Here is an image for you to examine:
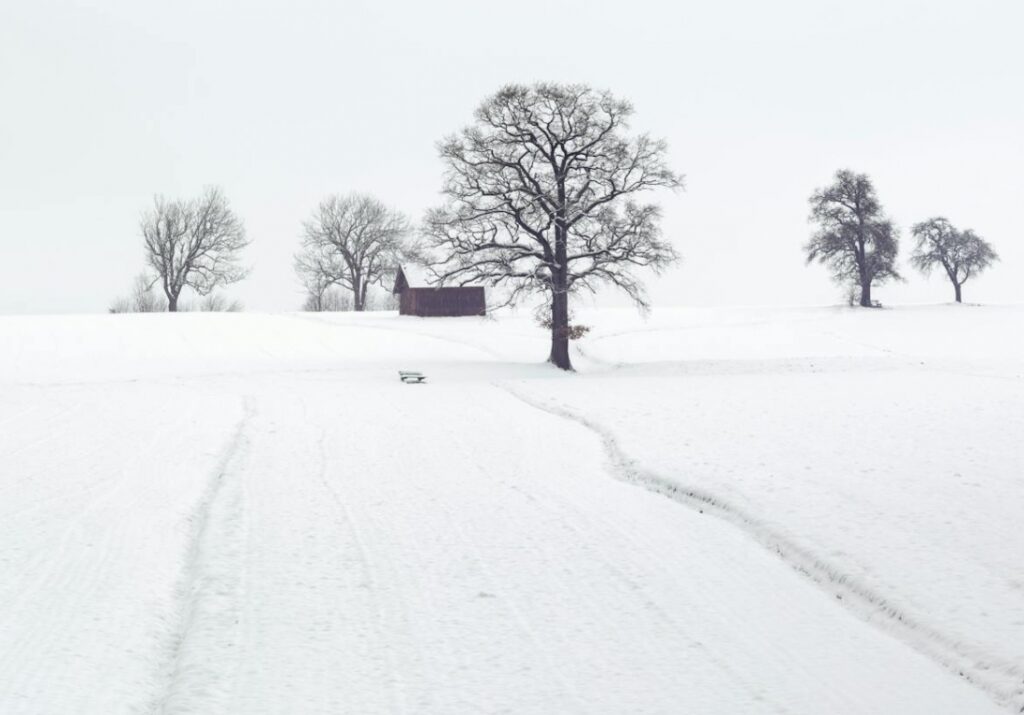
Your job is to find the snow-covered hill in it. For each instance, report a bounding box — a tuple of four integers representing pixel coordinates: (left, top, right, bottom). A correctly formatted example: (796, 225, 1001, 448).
(1, 305, 1020, 713)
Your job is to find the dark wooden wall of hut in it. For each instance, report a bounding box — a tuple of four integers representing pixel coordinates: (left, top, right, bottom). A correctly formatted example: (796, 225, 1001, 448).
(399, 287, 485, 317)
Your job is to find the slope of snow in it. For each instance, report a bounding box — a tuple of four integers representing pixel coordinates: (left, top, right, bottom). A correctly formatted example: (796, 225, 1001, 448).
(0, 306, 1018, 713)
(511, 304, 1024, 709)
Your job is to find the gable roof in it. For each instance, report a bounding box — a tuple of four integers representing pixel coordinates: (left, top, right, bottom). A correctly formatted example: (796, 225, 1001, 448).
(399, 264, 432, 288)
(393, 265, 487, 294)
(393, 264, 435, 294)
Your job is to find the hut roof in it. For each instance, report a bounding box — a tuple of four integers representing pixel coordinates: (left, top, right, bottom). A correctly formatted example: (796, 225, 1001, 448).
(401, 264, 432, 287)
(395, 264, 435, 292)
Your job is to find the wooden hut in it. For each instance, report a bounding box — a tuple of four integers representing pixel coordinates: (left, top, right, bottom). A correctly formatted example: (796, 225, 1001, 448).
(392, 265, 486, 317)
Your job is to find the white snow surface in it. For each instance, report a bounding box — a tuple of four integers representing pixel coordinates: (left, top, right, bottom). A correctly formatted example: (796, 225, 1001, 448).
(1, 305, 1020, 714)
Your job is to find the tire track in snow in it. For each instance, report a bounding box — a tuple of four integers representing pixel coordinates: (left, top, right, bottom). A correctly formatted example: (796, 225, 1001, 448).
(427, 484, 591, 711)
(499, 384, 1024, 713)
(151, 399, 254, 715)
(312, 425, 409, 715)
(0, 390, 184, 707)
(498, 474, 791, 712)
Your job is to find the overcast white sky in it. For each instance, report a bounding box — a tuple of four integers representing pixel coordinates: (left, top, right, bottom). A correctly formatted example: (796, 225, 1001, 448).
(1, 0, 1021, 314)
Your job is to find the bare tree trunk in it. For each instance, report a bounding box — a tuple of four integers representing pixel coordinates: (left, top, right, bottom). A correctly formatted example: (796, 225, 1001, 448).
(954, 282, 962, 303)
(167, 294, 178, 312)
(856, 237, 872, 307)
(859, 278, 872, 307)
(352, 273, 364, 312)
(549, 287, 571, 370)
(549, 237, 572, 369)
(549, 188, 573, 370)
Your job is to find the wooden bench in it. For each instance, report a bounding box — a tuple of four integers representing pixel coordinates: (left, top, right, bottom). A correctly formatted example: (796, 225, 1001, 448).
(399, 371, 427, 384)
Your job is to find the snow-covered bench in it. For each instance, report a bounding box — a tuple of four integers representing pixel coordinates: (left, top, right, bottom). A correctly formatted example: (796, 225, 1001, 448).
(399, 371, 426, 384)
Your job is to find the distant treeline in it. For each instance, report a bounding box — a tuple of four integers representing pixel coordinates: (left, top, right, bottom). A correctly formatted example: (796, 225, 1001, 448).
(111, 83, 1000, 370)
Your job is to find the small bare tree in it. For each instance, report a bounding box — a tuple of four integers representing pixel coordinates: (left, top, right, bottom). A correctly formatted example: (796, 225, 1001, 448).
(424, 83, 682, 370)
(141, 187, 249, 312)
(108, 273, 167, 313)
(198, 293, 244, 312)
(301, 286, 351, 312)
(295, 249, 353, 312)
(910, 217, 998, 303)
(294, 245, 351, 311)
(298, 194, 412, 312)
(805, 170, 900, 307)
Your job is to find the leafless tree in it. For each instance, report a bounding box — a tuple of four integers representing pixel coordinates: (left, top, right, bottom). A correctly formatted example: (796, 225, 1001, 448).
(424, 83, 682, 370)
(910, 217, 998, 303)
(141, 187, 249, 312)
(108, 273, 167, 313)
(295, 250, 352, 312)
(805, 170, 900, 307)
(198, 292, 244, 312)
(297, 193, 412, 312)
(300, 286, 351, 312)
(294, 245, 352, 311)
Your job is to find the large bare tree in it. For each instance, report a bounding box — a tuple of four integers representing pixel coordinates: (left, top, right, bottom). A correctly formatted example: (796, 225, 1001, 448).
(298, 193, 411, 312)
(805, 170, 900, 307)
(424, 83, 681, 370)
(141, 187, 249, 311)
(910, 217, 998, 303)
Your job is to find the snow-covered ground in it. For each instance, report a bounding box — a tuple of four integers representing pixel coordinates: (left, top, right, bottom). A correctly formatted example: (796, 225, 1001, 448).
(1, 305, 1020, 713)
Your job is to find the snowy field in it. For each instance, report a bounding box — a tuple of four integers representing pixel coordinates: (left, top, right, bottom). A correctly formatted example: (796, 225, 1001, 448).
(1, 305, 1021, 714)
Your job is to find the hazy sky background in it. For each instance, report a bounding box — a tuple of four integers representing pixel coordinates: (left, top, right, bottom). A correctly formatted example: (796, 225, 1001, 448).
(1, 0, 1021, 314)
